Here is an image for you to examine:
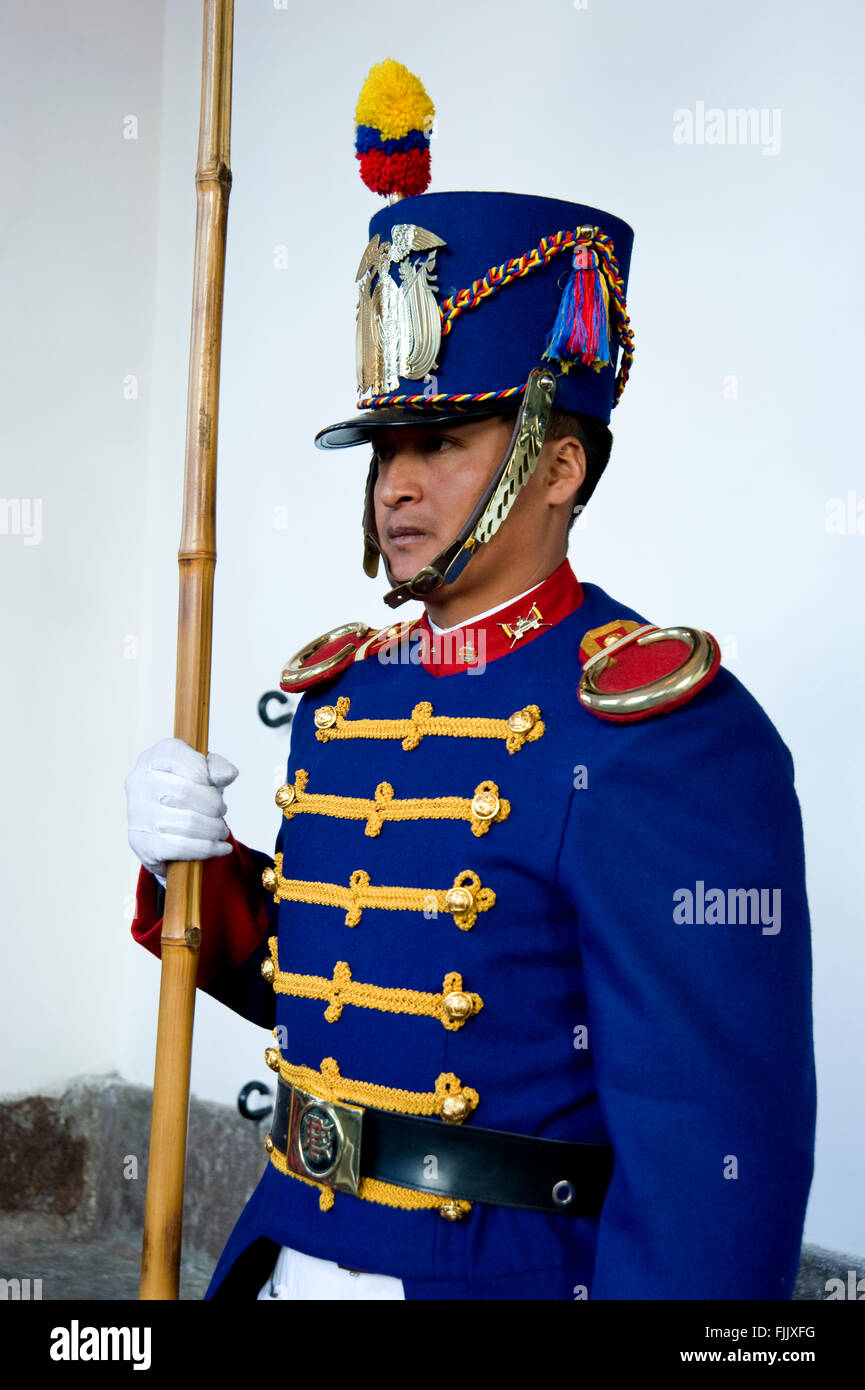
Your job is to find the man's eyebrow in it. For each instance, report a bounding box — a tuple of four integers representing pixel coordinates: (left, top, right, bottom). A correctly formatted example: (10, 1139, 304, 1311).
(371, 427, 461, 455)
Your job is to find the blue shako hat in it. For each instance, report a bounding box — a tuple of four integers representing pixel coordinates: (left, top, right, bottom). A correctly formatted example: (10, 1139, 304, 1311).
(313, 58, 636, 609)
(316, 189, 635, 448)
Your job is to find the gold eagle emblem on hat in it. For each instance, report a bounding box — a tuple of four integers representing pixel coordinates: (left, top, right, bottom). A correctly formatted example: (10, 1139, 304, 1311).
(355, 224, 446, 397)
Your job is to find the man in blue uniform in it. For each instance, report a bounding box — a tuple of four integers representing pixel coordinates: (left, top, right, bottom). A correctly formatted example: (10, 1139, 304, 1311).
(127, 61, 815, 1299)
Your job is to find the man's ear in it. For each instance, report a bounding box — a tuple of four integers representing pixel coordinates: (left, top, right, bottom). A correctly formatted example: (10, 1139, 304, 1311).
(542, 435, 586, 509)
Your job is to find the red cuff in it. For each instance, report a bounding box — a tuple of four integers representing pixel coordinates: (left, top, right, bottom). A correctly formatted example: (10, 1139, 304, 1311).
(130, 830, 274, 988)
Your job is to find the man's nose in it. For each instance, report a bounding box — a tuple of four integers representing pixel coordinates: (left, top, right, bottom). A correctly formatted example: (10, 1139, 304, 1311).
(375, 450, 425, 507)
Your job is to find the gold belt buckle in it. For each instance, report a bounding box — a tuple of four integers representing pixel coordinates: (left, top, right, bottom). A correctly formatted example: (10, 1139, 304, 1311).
(285, 1085, 363, 1196)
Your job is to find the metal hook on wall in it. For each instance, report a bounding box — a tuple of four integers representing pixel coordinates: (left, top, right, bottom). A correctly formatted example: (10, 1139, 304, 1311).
(237, 1079, 274, 1122)
(258, 691, 295, 729)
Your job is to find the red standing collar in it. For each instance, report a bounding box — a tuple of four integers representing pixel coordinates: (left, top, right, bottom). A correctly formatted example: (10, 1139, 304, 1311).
(412, 559, 584, 676)
(279, 560, 584, 691)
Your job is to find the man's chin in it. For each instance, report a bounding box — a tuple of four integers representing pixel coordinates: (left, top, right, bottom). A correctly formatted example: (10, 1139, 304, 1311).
(382, 546, 439, 583)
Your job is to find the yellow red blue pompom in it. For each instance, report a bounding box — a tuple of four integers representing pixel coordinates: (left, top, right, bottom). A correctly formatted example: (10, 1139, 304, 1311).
(355, 58, 434, 198)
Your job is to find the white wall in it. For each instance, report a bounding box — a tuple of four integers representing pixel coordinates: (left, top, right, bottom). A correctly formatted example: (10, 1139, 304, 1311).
(1, 0, 862, 1257)
(0, 0, 165, 1085)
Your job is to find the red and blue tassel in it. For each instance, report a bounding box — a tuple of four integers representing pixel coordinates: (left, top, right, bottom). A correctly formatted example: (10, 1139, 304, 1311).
(543, 244, 611, 373)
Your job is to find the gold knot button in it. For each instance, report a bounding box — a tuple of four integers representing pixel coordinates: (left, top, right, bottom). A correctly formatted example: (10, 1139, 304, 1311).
(264, 1133, 274, 1154)
(444, 886, 474, 915)
(275, 783, 295, 809)
(260, 958, 275, 984)
(439, 1201, 469, 1222)
(262, 867, 278, 893)
(507, 707, 535, 734)
(264, 1046, 280, 1072)
(443, 991, 475, 1022)
(314, 705, 337, 730)
(470, 790, 500, 821)
(440, 1094, 471, 1124)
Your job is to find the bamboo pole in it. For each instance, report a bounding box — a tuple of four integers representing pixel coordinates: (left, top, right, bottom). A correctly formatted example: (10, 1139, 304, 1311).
(140, 0, 234, 1301)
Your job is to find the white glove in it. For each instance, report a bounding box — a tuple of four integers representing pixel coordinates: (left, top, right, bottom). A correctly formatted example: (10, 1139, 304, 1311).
(125, 737, 238, 884)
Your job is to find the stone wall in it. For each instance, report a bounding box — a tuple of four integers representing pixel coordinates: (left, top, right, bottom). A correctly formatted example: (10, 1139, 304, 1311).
(0, 1074, 269, 1298)
(0, 1075, 861, 1300)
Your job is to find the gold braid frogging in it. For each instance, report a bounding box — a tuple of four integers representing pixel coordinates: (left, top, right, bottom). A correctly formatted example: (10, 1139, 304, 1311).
(274, 1053, 479, 1120)
(267, 1142, 472, 1216)
(314, 697, 545, 754)
(264, 937, 483, 1031)
(278, 770, 510, 838)
(264, 853, 495, 931)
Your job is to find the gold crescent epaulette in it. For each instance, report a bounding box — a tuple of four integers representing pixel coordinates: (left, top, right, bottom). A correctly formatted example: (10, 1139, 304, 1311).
(280, 619, 421, 692)
(577, 619, 721, 722)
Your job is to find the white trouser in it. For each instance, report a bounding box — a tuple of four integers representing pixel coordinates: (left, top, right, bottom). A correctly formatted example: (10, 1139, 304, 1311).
(257, 1244, 405, 1300)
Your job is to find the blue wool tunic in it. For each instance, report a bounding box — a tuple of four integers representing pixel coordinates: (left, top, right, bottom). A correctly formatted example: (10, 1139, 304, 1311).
(202, 577, 816, 1300)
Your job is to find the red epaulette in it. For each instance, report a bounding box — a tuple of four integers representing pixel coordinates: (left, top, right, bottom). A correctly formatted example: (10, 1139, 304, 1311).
(279, 618, 421, 693)
(577, 619, 721, 722)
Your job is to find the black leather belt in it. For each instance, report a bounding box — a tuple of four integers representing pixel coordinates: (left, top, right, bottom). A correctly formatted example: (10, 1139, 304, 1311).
(270, 1076, 612, 1216)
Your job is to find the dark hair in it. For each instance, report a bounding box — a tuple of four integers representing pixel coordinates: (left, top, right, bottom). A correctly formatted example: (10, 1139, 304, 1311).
(544, 409, 613, 526)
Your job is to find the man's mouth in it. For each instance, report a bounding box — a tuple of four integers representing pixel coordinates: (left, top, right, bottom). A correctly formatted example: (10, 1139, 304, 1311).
(386, 525, 430, 548)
